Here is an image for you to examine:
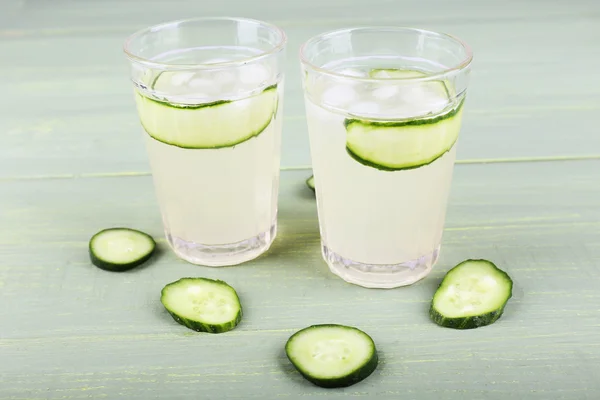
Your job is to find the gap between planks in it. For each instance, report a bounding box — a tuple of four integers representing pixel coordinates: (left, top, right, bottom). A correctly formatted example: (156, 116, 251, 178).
(0, 155, 599, 182)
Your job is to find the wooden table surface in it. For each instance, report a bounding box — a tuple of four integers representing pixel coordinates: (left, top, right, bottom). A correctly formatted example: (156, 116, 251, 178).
(1, 1, 599, 399)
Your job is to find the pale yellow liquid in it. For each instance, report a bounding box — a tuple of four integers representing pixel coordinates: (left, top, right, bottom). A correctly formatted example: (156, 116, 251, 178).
(306, 100, 458, 266)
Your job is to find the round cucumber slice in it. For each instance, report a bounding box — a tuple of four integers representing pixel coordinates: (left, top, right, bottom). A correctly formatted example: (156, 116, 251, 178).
(430, 259, 513, 329)
(345, 101, 464, 171)
(135, 85, 278, 149)
(285, 324, 378, 388)
(161, 277, 243, 334)
(89, 228, 156, 272)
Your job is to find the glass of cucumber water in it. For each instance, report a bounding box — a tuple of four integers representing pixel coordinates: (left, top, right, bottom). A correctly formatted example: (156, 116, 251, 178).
(300, 27, 472, 288)
(124, 18, 286, 266)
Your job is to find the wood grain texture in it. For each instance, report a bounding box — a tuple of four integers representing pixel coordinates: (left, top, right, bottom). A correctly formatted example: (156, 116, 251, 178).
(1, 0, 600, 398)
(2, 0, 598, 33)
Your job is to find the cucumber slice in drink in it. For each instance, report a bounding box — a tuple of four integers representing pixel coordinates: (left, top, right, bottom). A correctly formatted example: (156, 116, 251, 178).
(285, 324, 378, 388)
(430, 259, 513, 329)
(89, 228, 156, 272)
(135, 85, 278, 149)
(345, 103, 463, 171)
(306, 175, 315, 192)
(161, 277, 243, 334)
(345, 68, 461, 171)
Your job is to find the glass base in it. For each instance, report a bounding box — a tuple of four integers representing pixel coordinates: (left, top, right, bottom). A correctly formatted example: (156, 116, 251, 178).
(322, 243, 440, 288)
(166, 223, 277, 267)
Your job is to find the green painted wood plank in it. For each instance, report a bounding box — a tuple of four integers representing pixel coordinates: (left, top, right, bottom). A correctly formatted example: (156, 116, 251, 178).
(1, 332, 598, 399)
(3, 0, 597, 35)
(2, 18, 598, 72)
(1, 162, 599, 398)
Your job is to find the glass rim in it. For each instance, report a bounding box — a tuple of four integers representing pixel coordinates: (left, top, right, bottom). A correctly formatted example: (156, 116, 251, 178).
(299, 26, 473, 82)
(123, 16, 287, 70)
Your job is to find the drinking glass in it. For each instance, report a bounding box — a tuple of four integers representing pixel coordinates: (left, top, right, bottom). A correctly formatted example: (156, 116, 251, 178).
(124, 17, 287, 266)
(300, 27, 472, 288)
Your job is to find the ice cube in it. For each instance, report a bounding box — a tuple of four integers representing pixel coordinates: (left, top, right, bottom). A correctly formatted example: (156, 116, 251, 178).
(322, 85, 358, 108)
(338, 68, 367, 78)
(348, 101, 380, 116)
(239, 64, 270, 85)
(188, 78, 220, 97)
(372, 85, 399, 100)
(391, 83, 450, 117)
(189, 78, 215, 89)
(170, 71, 195, 86)
(428, 96, 451, 113)
(423, 84, 451, 112)
(387, 104, 427, 119)
(214, 70, 235, 85)
(394, 84, 423, 102)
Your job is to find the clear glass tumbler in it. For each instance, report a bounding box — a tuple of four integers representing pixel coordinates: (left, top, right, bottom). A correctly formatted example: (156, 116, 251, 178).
(300, 27, 472, 288)
(124, 18, 287, 266)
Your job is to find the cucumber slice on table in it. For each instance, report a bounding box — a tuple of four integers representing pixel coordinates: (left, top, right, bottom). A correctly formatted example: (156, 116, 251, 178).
(430, 259, 513, 329)
(345, 68, 461, 171)
(285, 324, 378, 388)
(306, 175, 315, 192)
(135, 85, 278, 149)
(161, 278, 243, 334)
(89, 228, 156, 272)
